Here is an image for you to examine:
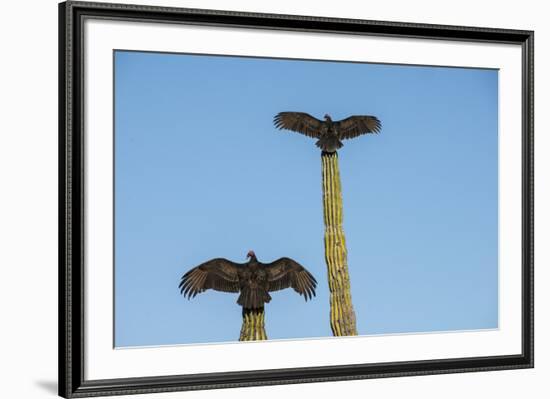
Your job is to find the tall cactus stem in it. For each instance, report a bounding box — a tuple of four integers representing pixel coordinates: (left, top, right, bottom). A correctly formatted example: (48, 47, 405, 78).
(321, 152, 358, 336)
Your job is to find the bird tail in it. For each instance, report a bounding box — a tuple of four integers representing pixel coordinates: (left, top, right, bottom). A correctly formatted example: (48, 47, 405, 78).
(237, 289, 271, 309)
(316, 136, 343, 152)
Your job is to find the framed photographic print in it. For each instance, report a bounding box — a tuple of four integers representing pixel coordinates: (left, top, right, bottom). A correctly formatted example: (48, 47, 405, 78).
(59, 1, 534, 397)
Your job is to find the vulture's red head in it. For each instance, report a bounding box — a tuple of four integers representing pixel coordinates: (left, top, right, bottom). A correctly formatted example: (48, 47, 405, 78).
(246, 250, 256, 259)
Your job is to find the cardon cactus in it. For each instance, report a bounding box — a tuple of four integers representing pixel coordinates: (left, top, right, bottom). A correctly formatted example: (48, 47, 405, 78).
(239, 307, 267, 341)
(321, 152, 358, 336)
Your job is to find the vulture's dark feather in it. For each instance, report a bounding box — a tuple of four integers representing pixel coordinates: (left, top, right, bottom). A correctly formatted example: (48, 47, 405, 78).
(179, 258, 240, 299)
(264, 257, 317, 301)
(273, 112, 324, 138)
(336, 115, 382, 139)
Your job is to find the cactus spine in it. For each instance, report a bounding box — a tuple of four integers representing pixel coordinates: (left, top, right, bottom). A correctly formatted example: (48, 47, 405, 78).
(239, 307, 267, 341)
(321, 152, 358, 336)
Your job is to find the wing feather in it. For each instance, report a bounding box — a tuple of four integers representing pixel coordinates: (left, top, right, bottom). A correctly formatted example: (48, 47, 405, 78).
(335, 115, 382, 139)
(264, 257, 317, 301)
(179, 258, 241, 299)
(273, 112, 324, 138)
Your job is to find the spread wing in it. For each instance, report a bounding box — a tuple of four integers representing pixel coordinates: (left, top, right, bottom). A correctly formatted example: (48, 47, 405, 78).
(264, 257, 317, 301)
(273, 112, 324, 138)
(335, 115, 382, 139)
(179, 258, 240, 299)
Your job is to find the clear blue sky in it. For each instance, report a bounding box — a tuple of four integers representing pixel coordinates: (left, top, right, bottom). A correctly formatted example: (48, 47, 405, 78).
(114, 50, 498, 347)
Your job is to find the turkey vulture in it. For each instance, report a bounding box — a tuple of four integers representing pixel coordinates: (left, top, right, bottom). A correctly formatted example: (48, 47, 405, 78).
(273, 112, 381, 152)
(179, 251, 317, 309)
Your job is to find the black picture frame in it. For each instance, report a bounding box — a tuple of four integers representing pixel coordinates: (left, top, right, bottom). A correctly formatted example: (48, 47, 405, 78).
(59, 1, 534, 397)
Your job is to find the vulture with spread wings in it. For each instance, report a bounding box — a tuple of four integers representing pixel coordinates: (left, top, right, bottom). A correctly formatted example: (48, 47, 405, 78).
(179, 251, 317, 309)
(273, 112, 381, 152)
